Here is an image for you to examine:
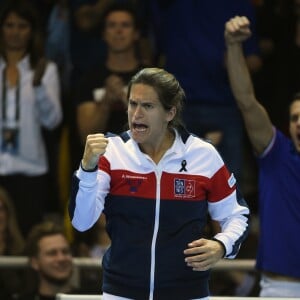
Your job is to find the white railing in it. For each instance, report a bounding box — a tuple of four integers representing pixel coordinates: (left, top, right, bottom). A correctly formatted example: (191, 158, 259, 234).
(9, 257, 300, 300)
(0, 256, 255, 270)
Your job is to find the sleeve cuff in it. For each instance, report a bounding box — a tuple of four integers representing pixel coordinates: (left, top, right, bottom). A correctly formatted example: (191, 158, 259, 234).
(211, 237, 226, 258)
(80, 161, 98, 172)
(76, 162, 98, 184)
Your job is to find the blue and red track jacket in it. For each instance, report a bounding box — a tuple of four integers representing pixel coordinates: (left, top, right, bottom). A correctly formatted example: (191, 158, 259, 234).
(69, 129, 250, 300)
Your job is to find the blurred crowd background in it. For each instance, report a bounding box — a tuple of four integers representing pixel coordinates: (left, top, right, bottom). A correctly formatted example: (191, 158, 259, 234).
(0, 0, 299, 298)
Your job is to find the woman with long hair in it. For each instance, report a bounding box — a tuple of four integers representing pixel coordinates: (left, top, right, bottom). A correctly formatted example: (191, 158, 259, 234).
(0, 0, 62, 237)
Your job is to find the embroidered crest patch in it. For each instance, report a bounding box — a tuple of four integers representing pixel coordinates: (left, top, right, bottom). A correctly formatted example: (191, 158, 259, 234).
(174, 179, 195, 198)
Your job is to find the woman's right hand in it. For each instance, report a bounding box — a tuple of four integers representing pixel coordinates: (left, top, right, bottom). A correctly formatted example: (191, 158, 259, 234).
(81, 134, 109, 170)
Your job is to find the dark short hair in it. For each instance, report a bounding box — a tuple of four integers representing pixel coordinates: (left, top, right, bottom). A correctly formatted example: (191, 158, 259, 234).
(100, 1, 140, 33)
(25, 221, 67, 258)
(127, 67, 186, 130)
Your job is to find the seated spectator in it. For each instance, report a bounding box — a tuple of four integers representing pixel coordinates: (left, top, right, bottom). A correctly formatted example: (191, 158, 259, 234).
(0, 185, 24, 299)
(16, 221, 79, 300)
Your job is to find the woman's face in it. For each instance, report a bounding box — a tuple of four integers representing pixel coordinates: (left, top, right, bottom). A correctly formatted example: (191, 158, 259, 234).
(2, 12, 32, 52)
(0, 199, 8, 233)
(128, 83, 175, 148)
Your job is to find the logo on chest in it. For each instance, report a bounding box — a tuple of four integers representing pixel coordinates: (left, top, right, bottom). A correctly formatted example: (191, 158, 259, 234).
(122, 174, 147, 193)
(174, 178, 195, 198)
(126, 178, 142, 192)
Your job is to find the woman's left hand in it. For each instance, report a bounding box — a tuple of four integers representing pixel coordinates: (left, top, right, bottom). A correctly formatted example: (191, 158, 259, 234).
(184, 238, 225, 271)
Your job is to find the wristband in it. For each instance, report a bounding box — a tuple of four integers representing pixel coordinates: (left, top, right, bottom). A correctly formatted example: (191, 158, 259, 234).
(80, 161, 98, 172)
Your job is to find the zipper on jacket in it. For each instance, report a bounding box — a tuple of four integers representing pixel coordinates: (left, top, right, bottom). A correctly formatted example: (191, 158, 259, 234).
(149, 167, 162, 300)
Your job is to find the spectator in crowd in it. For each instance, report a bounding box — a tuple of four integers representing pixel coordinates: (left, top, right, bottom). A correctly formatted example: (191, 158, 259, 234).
(69, 0, 151, 85)
(16, 221, 76, 300)
(74, 1, 149, 161)
(70, 67, 250, 299)
(0, 185, 25, 299)
(225, 15, 300, 297)
(0, 0, 62, 236)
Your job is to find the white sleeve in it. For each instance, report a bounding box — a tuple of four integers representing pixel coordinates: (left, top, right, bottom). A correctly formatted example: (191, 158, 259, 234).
(70, 165, 110, 232)
(209, 190, 250, 259)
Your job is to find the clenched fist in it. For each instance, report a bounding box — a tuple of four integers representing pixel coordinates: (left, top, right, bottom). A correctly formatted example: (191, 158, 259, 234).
(82, 133, 109, 170)
(225, 16, 252, 45)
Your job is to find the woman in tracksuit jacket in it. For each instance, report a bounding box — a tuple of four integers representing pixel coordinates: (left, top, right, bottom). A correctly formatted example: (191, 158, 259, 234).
(69, 68, 250, 300)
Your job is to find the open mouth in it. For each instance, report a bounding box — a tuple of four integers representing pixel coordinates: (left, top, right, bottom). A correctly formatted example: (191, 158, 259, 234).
(133, 123, 148, 132)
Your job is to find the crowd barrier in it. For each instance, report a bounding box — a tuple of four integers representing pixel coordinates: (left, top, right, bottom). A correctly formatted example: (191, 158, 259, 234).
(0, 256, 256, 271)
(5, 257, 299, 299)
